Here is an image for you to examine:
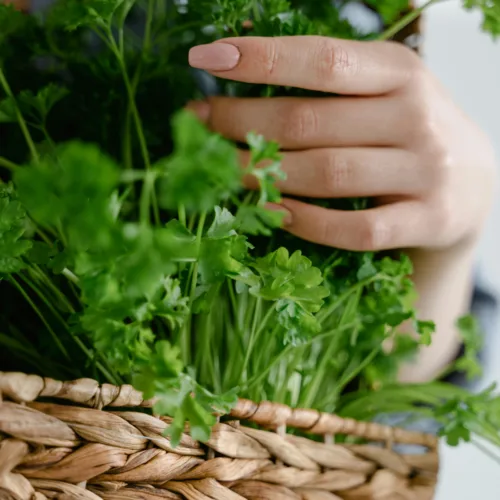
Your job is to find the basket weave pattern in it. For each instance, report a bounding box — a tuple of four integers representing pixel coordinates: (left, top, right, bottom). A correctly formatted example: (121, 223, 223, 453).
(0, 372, 438, 500)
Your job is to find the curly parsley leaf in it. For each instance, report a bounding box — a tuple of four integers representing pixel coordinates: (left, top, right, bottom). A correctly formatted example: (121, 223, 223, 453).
(0, 184, 32, 274)
(14, 141, 120, 250)
(454, 314, 484, 380)
(252, 248, 329, 343)
(158, 111, 242, 213)
(416, 320, 436, 347)
(463, 0, 500, 38)
(133, 340, 235, 447)
(0, 97, 16, 123)
(47, 0, 135, 32)
(236, 204, 284, 236)
(199, 208, 257, 287)
(245, 132, 285, 205)
(18, 84, 69, 125)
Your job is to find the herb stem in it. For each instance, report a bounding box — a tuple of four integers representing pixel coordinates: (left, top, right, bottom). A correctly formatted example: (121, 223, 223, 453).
(243, 322, 358, 392)
(140, 170, 157, 225)
(240, 300, 273, 380)
(378, 0, 443, 41)
(108, 35, 160, 225)
(32, 265, 76, 313)
(17, 272, 119, 383)
(337, 344, 381, 393)
(182, 211, 207, 365)
(10, 276, 71, 362)
(252, 0, 261, 22)
(0, 68, 39, 163)
(0, 156, 20, 171)
(472, 439, 500, 466)
(178, 204, 187, 227)
(143, 0, 155, 54)
(35, 227, 53, 246)
(157, 21, 205, 42)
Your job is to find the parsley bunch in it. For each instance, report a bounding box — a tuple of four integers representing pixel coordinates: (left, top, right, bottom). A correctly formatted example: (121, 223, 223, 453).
(1, 0, 500, 451)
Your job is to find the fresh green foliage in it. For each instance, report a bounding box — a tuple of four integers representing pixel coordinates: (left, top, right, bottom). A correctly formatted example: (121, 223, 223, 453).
(365, 0, 411, 24)
(158, 111, 242, 212)
(0, 184, 32, 273)
(464, 0, 500, 38)
(1, 0, 499, 452)
(454, 314, 484, 380)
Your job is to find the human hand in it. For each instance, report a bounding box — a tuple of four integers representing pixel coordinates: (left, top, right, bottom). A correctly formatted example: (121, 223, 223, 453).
(188, 36, 497, 253)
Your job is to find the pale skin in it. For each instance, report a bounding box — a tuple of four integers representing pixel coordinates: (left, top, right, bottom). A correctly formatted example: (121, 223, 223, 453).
(187, 36, 498, 382)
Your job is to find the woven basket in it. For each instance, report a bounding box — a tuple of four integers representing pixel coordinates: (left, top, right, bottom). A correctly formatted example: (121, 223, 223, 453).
(0, 372, 439, 500)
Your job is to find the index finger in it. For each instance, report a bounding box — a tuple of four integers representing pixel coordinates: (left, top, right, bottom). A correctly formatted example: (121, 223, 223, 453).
(188, 36, 418, 96)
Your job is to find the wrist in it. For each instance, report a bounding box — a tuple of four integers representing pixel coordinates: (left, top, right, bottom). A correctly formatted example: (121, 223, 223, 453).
(398, 238, 478, 383)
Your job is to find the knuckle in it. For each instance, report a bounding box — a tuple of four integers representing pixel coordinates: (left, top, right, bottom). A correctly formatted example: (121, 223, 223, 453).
(405, 99, 440, 147)
(263, 37, 280, 77)
(394, 41, 425, 83)
(282, 102, 318, 144)
(425, 147, 454, 189)
(357, 214, 391, 252)
(320, 151, 353, 194)
(252, 38, 281, 81)
(432, 195, 456, 237)
(314, 38, 358, 81)
(317, 216, 341, 247)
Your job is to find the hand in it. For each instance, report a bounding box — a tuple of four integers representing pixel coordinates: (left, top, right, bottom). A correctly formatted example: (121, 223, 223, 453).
(188, 36, 497, 253)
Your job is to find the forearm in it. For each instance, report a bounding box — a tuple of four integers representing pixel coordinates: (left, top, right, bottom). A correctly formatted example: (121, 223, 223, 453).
(398, 241, 477, 383)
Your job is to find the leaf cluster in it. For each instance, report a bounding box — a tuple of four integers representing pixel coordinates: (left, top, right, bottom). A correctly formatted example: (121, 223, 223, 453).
(0, 0, 498, 452)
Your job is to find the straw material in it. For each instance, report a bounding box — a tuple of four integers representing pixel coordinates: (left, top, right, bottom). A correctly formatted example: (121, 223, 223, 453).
(0, 372, 438, 500)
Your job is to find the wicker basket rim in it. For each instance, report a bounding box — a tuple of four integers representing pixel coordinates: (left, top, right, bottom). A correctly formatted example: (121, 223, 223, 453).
(0, 371, 438, 449)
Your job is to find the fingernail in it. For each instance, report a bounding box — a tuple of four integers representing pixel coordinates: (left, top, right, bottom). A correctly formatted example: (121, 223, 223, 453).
(189, 43, 241, 71)
(266, 203, 293, 226)
(186, 100, 210, 122)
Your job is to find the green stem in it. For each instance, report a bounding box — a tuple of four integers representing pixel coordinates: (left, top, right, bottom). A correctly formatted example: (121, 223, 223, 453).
(182, 211, 207, 365)
(108, 35, 160, 225)
(10, 276, 71, 362)
(252, 0, 261, 22)
(140, 170, 157, 226)
(143, 0, 155, 54)
(317, 274, 395, 324)
(40, 125, 57, 153)
(157, 20, 205, 42)
(18, 273, 119, 383)
(472, 439, 500, 466)
(0, 68, 39, 163)
(35, 227, 53, 246)
(178, 205, 187, 227)
(62, 268, 80, 285)
(32, 265, 76, 313)
(243, 322, 358, 392)
(123, 110, 133, 171)
(336, 345, 382, 394)
(0, 156, 20, 171)
(300, 330, 343, 409)
(240, 301, 274, 380)
(378, 0, 442, 41)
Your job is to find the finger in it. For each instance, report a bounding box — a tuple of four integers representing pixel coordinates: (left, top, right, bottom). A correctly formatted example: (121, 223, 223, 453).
(204, 96, 408, 149)
(276, 198, 431, 251)
(188, 36, 417, 96)
(240, 148, 423, 198)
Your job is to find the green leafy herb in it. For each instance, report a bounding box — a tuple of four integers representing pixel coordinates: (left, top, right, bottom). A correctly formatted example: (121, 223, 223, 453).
(0, 0, 498, 456)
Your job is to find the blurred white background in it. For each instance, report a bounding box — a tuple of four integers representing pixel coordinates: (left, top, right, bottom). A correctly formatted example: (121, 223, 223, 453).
(421, 1, 500, 498)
